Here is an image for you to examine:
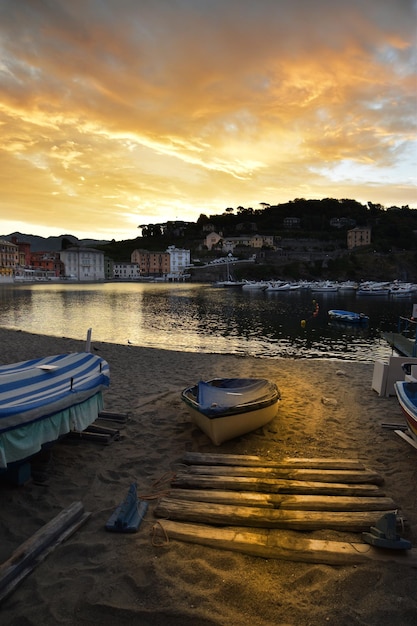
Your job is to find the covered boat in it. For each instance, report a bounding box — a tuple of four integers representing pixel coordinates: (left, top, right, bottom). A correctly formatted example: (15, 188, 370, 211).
(328, 309, 369, 324)
(394, 381, 417, 441)
(181, 377, 280, 445)
(0, 352, 110, 469)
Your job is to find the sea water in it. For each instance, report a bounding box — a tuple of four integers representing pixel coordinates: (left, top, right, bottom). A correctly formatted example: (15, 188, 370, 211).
(0, 282, 414, 362)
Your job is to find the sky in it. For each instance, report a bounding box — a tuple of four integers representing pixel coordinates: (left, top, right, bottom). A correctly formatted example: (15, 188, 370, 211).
(0, 0, 416, 241)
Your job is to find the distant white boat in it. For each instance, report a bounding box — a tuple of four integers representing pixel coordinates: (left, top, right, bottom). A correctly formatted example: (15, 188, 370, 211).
(357, 282, 390, 296)
(266, 282, 300, 292)
(338, 281, 358, 291)
(214, 279, 244, 288)
(310, 281, 339, 293)
(389, 282, 416, 297)
(242, 281, 268, 291)
(265, 281, 291, 292)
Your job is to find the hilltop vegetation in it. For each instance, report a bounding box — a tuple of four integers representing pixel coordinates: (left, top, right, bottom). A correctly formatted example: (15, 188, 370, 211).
(96, 198, 417, 281)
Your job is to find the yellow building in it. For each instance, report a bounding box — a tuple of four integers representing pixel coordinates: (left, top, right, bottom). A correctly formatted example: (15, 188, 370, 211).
(347, 227, 371, 249)
(0, 239, 18, 277)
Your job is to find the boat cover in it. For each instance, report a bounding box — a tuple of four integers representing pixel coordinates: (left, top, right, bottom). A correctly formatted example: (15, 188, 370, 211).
(328, 310, 368, 323)
(197, 378, 277, 413)
(0, 352, 110, 467)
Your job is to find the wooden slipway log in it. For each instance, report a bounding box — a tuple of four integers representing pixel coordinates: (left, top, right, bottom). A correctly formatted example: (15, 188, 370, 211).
(183, 452, 367, 470)
(155, 498, 395, 532)
(167, 488, 397, 512)
(172, 474, 385, 497)
(0, 501, 90, 603)
(184, 465, 384, 486)
(154, 520, 417, 567)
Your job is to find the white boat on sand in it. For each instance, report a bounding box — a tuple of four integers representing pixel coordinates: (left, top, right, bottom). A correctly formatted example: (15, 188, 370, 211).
(181, 378, 280, 445)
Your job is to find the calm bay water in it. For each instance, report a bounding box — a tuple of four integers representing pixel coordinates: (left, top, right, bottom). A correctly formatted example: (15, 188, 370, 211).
(0, 282, 415, 362)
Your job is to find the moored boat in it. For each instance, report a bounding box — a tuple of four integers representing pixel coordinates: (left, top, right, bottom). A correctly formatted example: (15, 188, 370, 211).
(181, 377, 280, 445)
(241, 280, 268, 291)
(0, 352, 110, 470)
(394, 381, 417, 441)
(328, 309, 369, 324)
(356, 282, 390, 296)
(310, 281, 339, 293)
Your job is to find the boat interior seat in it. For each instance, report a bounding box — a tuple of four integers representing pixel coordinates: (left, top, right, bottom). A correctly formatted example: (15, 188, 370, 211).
(402, 363, 417, 383)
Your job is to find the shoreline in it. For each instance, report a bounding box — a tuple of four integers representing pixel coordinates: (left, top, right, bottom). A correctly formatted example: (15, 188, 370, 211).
(1, 327, 416, 625)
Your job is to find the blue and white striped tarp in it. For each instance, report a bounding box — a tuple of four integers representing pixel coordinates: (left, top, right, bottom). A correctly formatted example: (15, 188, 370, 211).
(0, 352, 110, 470)
(0, 352, 110, 432)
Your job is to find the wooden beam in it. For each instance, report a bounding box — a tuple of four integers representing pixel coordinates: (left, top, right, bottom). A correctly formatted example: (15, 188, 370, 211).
(0, 501, 90, 603)
(167, 488, 397, 512)
(183, 452, 366, 470)
(155, 497, 395, 532)
(183, 464, 384, 485)
(154, 520, 417, 566)
(395, 429, 417, 451)
(172, 473, 385, 496)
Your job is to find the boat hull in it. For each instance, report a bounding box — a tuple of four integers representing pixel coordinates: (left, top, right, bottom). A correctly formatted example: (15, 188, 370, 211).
(181, 378, 280, 445)
(394, 381, 417, 440)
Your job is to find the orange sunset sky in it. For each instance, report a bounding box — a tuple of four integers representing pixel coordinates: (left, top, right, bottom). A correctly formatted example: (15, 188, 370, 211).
(0, 0, 416, 241)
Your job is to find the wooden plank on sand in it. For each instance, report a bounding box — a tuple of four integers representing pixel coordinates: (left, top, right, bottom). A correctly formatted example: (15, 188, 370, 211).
(0, 501, 90, 603)
(395, 429, 417, 451)
(167, 488, 397, 512)
(172, 473, 385, 496)
(155, 498, 394, 532)
(183, 451, 366, 470)
(154, 520, 417, 566)
(184, 464, 384, 485)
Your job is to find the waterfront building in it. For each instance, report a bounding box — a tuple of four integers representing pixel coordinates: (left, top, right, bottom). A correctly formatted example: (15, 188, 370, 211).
(30, 251, 64, 277)
(59, 247, 105, 281)
(131, 249, 170, 277)
(0, 238, 18, 281)
(166, 245, 191, 279)
(113, 262, 141, 280)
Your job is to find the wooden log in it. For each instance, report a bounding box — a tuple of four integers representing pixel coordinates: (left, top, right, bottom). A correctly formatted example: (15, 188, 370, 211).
(172, 473, 385, 496)
(395, 429, 417, 451)
(98, 410, 129, 423)
(167, 488, 397, 512)
(183, 451, 366, 470)
(184, 465, 384, 485)
(154, 520, 417, 566)
(0, 501, 90, 603)
(155, 497, 395, 532)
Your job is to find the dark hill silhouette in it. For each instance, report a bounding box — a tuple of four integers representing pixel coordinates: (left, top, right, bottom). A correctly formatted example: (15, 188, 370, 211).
(1, 232, 110, 252)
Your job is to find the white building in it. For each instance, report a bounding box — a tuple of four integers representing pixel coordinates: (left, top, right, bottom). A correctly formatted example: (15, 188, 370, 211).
(166, 245, 191, 279)
(59, 247, 105, 281)
(113, 262, 141, 280)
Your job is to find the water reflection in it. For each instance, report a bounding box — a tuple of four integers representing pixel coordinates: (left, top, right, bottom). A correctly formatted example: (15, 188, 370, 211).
(0, 282, 414, 361)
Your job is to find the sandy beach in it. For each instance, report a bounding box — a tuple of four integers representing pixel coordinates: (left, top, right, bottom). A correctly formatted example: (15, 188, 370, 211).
(0, 327, 416, 625)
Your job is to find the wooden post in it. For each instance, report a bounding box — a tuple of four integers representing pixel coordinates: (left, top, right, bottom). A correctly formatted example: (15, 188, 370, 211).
(85, 328, 92, 352)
